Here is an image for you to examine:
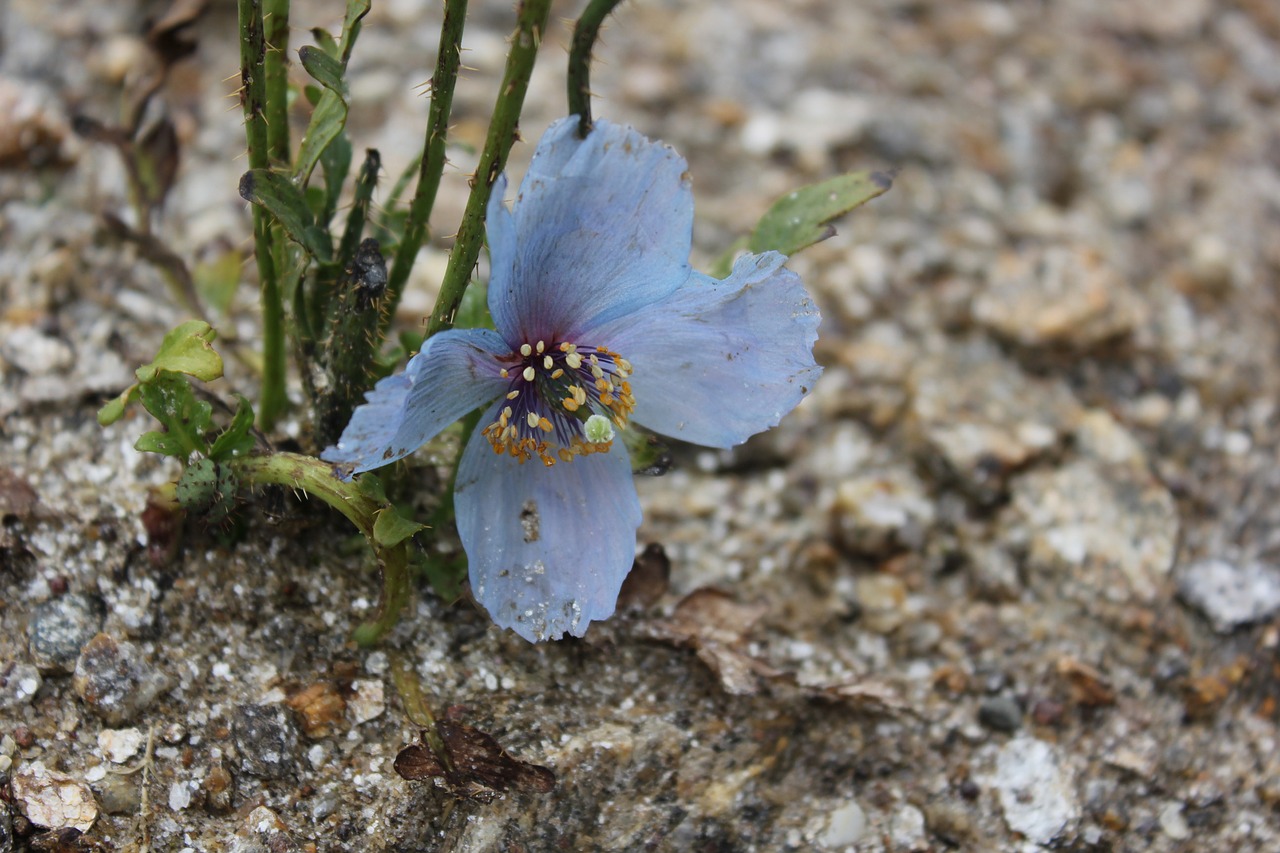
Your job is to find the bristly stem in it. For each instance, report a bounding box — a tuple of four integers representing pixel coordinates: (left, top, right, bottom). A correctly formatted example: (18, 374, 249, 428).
(228, 452, 411, 647)
(567, 0, 627, 138)
(238, 0, 287, 430)
(383, 0, 469, 334)
(426, 0, 552, 338)
(263, 0, 291, 167)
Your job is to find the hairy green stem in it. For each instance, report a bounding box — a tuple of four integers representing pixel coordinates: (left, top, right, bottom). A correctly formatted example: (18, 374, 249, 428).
(263, 0, 291, 167)
(238, 0, 287, 429)
(383, 0, 469, 333)
(228, 452, 411, 646)
(426, 0, 551, 338)
(567, 0, 627, 138)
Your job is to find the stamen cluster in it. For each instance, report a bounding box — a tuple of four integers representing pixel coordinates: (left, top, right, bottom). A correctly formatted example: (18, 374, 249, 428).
(482, 339, 634, 466)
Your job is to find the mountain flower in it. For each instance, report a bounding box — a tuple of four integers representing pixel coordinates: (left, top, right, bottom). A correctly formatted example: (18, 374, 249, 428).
(323, 117, 821, 641)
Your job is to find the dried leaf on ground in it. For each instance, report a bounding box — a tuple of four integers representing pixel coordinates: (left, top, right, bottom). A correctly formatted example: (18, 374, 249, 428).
(394, 711, 555, 802)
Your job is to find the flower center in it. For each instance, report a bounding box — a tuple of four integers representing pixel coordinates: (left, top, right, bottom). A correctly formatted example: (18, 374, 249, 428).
(482, 339, 635, 466)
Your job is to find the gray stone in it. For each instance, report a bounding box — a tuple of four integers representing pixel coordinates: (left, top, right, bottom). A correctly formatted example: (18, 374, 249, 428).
(819, 800, 867, 848)
(28, 594, 104, 673)
(72, 633, 171, 725)
(0, 660, 42, 709)
(890, 804, 928, 852)
(231, 704, 300, 781)
(831, 466, 935, 555)
(1176, 559, 1280, 633)
(987, 737, 1079, 845)
(978, 696, 1023, 733)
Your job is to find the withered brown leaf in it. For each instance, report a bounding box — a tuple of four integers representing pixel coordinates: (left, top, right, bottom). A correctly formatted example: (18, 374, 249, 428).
(394, 719, 555, 801)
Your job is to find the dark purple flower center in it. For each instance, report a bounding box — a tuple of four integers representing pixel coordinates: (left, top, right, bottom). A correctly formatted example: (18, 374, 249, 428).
(482, 339, 635, 466)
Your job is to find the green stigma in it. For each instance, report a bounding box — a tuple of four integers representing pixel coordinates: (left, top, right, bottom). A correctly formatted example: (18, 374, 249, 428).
(583, 413, 615, 444)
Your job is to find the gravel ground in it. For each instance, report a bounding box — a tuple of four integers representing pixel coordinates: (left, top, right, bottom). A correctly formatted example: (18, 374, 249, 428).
(3, 0, 1280, 850)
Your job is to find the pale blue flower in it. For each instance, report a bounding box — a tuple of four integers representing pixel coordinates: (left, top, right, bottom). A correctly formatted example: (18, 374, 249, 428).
(323, 117, 821, 641)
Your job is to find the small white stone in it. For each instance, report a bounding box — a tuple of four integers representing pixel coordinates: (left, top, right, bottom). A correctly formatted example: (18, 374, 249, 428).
(820, 800, 867, 847)
(348, 679, 386, 725)
(11, 761, 98, 832)
(1159, 802, 1190, 840)
(98, 727, 145, 764)
(168, 780, 192, 811)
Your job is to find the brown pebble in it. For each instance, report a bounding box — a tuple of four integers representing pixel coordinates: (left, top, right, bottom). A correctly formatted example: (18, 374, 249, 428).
(286, 682, 346, 737)
(1031, 698, 1065, 727)
(205, 763, 234, 814)
(13, 724, 34, 748)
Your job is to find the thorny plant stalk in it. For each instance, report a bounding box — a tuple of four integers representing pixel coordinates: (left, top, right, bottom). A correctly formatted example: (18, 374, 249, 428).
(567, 0, 628, 138)
(425, 0, 553, 339)
(227, 452, 412, 645)
(238, 0, 287, 431)
(383, 0, 470, 331)
(262, 0, 291, 168)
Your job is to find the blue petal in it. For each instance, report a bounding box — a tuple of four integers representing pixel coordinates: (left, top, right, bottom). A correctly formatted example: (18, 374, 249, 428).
(595, 252, 822, 449)
(454, 407, 642, 642)
(321, 328, 510, 474)
(487, 117, 694, 346)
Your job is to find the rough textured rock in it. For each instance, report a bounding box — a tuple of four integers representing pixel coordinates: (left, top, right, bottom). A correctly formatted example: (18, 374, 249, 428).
(986, 737, 1080, 846)
(27, 594, 104, 673)
(72, 633, 171, 725)
(1176, 559, 1280, 633)
(230, 704, 300, 781)
(10, 761, 98, 833)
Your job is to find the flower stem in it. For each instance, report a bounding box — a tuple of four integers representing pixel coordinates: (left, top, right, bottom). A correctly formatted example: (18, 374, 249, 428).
(227, 452, 411, 646)
(567, 0, 627, 138)
(382, 0, 469, 333)
(263, 0, 291, 167)
(238, 0, 287, 430)
(426, 0, 552, 338)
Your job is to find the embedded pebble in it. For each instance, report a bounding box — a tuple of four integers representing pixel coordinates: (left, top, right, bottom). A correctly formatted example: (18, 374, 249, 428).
(987, 737, 1079, 845)
(0, 325, 74, 375)
(73, 633, 172, 725)
(889, 804, 928, 851)
(978, 696, 1023, 733)
(231, 704, 300, 780)
(0, 660, 42, 709)
(906, 341, 1081, 500)
(94, 771, 141, 815)
(97, 727, 145, 764)
(831, 467, 935, 555)
(854, 574, 908, 634)
(819, 800, 867, 848)
(974, 247, 1140, 350)
(1159, 801, 1191, 840)
(235, 805, 299, 852)
(1176, 559, 1280, 633)
(348, 679, 386, 725)
(10, 761, 98, 833)
(28, 593, 105, 673)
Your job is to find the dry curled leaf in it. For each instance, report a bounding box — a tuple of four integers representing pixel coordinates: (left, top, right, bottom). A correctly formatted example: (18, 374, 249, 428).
(638, 587, 779, 696)
(394, 711, 555, 802)
(1056, 656, 1116, 707)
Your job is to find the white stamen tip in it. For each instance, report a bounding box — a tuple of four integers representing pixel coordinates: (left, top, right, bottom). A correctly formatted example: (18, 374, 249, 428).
(520, 343, 532, 357)
(522, 366, 536, 382)
(584, 414, 614, 444)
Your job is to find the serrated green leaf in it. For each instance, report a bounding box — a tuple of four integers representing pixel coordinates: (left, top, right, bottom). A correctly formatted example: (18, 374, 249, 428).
(137, 373, 212, 458)
(238, 169, 333, 262)
(748, 170, 893, 258)
(208, 395, 257, 461)
(136, 320, 223, 384)
(299, 45, 346, 93)
(372, 507, 425, 548)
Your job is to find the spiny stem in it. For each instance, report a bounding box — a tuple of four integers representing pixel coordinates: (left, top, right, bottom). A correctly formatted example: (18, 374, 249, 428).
(567, 0, 627, 138)
(238, 0, 287, 430)
(228, 452, 411, 646)
(263, 0, 291, 167)
(427, 0, 552, 338)
(383, 0, 469, 333)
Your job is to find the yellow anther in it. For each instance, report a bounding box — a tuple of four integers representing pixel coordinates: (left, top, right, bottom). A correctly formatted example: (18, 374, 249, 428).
(543, 355, 553, 370)
(538, 417, 552, 432)
(500, 368, 509, 378)
(551, 368, 565, 379)
(522, 366, 536, 382)
(506, 390, 520, 400)
(520, 343, 532, 357)
(536, 340, 545, 354)
(565, 352, 583, 370)
(526, 412, 540, 428)
(563, 397, 580, 412)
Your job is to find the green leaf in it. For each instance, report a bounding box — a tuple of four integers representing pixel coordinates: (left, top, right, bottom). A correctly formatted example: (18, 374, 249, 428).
(98, 385, 138, 426)
(372, 507, 425, 548)
(356, 473, 390, 504)
(238, 169, 334, 262)
(310, 26, 340, 59)
(294, 91, 348, 191)
(299, 45, 346, 93)
(137, 373, 213, 458)
(318, 132, 354, 225)
(136, 430, 189, 457)
(748, 170, 893, 258)
(620, 426, 672, 476)
(208, 395, 257, 461)
(136, 320, 223, 384)
(335, 0, 372, 65)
